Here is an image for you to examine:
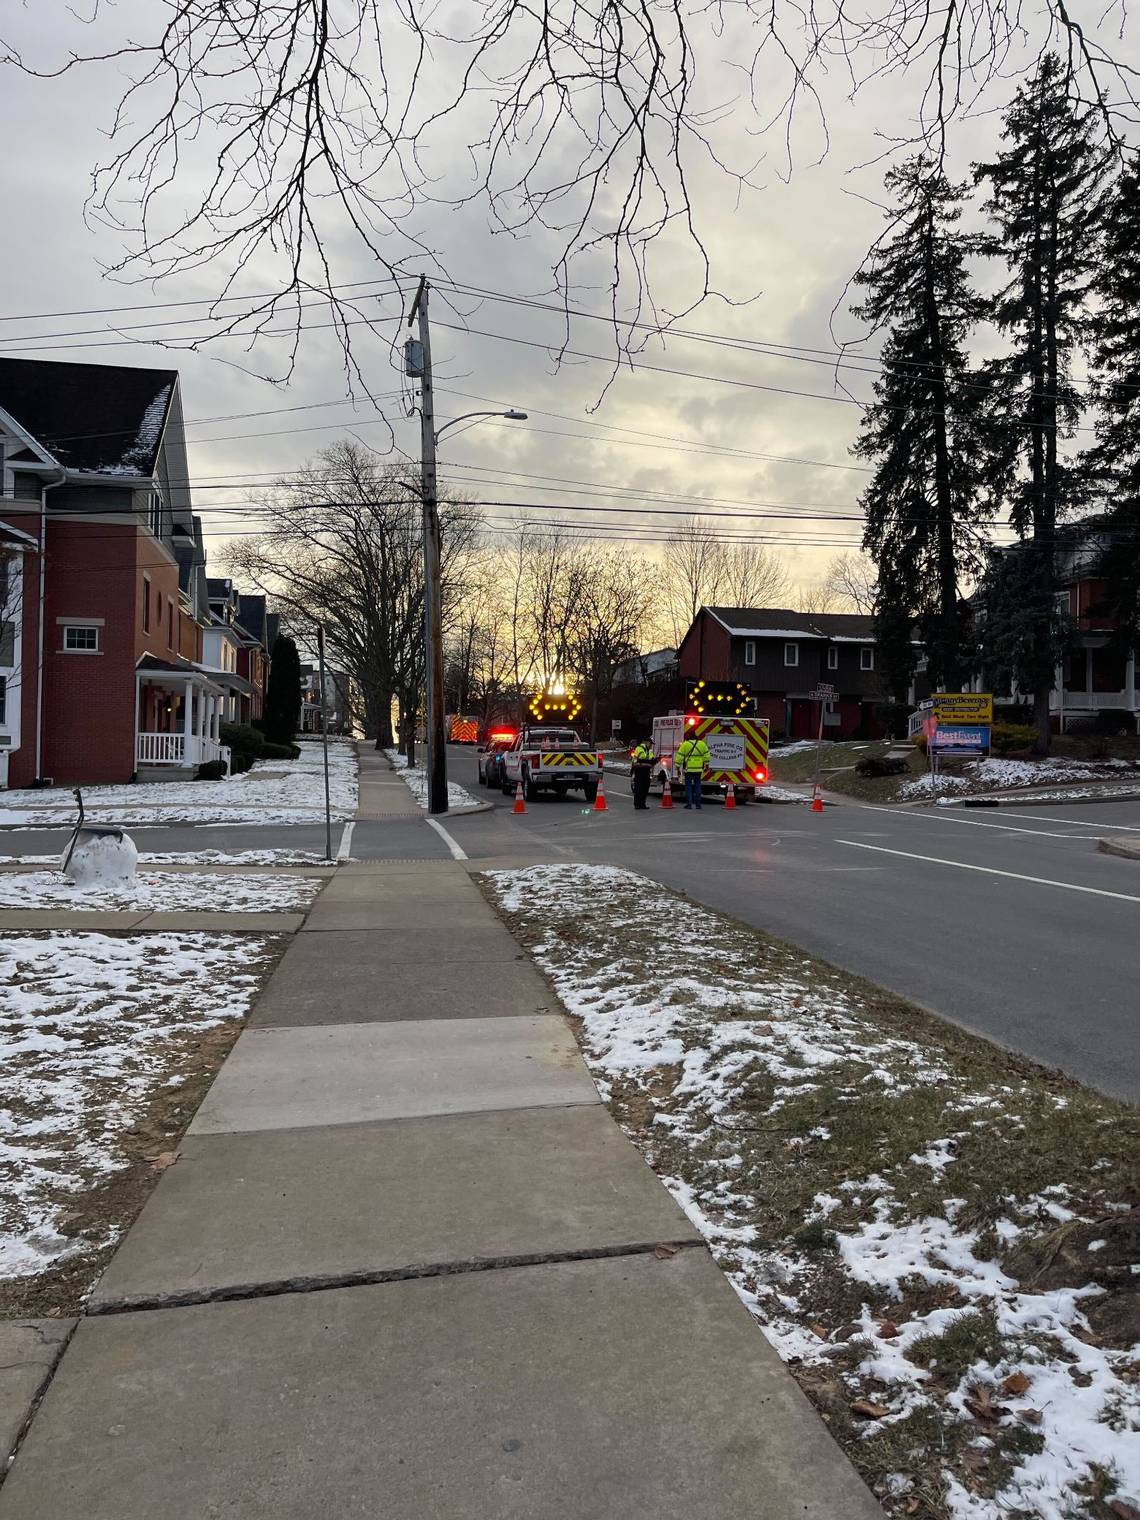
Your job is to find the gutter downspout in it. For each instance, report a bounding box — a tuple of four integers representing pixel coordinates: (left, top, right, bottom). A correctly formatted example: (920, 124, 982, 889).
(34, 470, 67, 784)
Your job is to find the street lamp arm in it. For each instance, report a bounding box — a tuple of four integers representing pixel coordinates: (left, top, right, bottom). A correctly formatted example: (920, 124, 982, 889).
(433, 409, 527, 444)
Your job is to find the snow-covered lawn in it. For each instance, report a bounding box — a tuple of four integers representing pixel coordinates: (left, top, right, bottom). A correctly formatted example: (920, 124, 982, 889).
(0, 931, 280, 1302)
(0, 740, 358, 827)
(5, 849, 337, 866)
(386, 749, 479, 810)
(485, 864, 1140, 1520)
(0, 871, 322, 912)
(901, 756, 1140, 802)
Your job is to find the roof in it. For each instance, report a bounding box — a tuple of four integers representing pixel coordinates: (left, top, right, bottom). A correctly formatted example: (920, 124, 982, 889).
(237, 593, 267, 643)
(0, 519, 39, 551)
(0, 357, 177, 476)
(704, 607, 876, 641)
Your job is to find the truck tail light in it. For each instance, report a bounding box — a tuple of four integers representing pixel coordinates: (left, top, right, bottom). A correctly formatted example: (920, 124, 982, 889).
(755, 767, 767, 782)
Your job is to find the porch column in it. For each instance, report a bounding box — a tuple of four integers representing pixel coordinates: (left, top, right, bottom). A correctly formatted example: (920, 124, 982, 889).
(183, 681, 194, 756)
(212, 695, 221, 741)
(1127, 651, 1136, 709)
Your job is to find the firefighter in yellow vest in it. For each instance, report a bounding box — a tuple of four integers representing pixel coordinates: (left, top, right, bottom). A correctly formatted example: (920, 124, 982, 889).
(675, 731, 711, 809)
(630, 736, 656, 810)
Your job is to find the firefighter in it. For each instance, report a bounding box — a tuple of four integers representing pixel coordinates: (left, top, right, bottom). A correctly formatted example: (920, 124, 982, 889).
(630, 735, 656, 810)
(675, 730, 711, 809)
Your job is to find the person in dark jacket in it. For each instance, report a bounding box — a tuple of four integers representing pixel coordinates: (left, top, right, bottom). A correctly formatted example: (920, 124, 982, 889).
(630, 736, 657, 810)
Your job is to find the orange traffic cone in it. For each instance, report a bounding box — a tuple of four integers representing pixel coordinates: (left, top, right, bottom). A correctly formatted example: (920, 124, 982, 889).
(811, 784, 824, 813)
(724, 784, 737, 810)
(513, 780, 527, 814)
(593, 774, 608, 812)
(660, 774, 673, 809)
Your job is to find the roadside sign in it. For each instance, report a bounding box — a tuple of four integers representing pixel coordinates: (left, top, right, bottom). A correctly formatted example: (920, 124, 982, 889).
(705, 732, 747, 770)
(932, 693, 993, 725)
(922, 714, 938, 742)
(808, 684, 836, 702)
(931, 724, 991, 754)
(611, 719, 622, 733)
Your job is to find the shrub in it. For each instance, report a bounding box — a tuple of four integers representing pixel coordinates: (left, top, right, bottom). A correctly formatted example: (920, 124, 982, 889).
(195, 758, 227, 781)
(262, 741, 299, 761)
(990, 722, 1039, 754)
(874, 702, 914, 741)
(220, 721, 265, 775)
(855, 754, 908, 778)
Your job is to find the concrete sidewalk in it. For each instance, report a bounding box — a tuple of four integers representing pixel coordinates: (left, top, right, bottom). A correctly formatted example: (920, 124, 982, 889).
(0, 860, 882, 1519)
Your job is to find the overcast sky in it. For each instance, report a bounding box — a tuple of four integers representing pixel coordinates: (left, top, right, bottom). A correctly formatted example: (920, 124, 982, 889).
(2, 2, 1136, 598)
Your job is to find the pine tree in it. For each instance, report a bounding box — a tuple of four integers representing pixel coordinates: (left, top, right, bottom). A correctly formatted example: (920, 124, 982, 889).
(265, 633, 302, 744)
(974, 54, 1110, 751)
(851, 157, 986, 698)
(1085, 162, 1140, 649)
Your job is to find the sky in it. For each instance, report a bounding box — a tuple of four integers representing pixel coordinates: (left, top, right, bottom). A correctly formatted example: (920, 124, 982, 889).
(1, 1, 1137, 603)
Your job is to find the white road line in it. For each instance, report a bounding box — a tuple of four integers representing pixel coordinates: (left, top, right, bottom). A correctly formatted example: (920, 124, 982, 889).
(336, 822, 355, 861)
(862, 805, 1099, 839)
(836, 838, 1140, 904)
(1001, 810, 1140, 833)
(425, 817, 468, 860)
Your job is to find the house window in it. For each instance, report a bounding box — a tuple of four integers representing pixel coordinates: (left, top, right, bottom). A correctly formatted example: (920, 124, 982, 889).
(827, 646, 839, 671)
(63, 625, 100, 652)
(149, 492, 164, 538)
(0, 621, 13, 667)
(0, 674, 5, 724)
(167, 598, 175, 647)
(744, 640, 756, 666)
(861, 647, 875, 671)
(784, 642, 799, 668)
(142, 575, 152, 633)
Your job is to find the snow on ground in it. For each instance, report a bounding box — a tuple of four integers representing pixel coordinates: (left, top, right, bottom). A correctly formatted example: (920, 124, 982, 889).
(901, 755, 1139, 801)
(0, 871, 321, 912)
(486, 863, 1140, 1520)
(0, 740, 358, 827)
(5, 850, 336, 866)
(0, 932, 277, 1278)
(386, 749, 479, 810)
(937, 785, 1140, 808)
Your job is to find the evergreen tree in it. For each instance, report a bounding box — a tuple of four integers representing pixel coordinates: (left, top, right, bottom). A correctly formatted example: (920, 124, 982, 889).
(264, 633, 302, 744)
(1085, 162, 1140, 649)
(851, 157, 986, 696)
(974, 54, 1110, 750)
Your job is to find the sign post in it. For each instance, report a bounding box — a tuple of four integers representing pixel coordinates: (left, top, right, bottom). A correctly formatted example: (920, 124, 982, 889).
(807, 683, 837, 805)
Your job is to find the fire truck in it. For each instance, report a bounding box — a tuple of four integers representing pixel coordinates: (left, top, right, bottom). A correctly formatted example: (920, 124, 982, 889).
(652, 680, 769, 805)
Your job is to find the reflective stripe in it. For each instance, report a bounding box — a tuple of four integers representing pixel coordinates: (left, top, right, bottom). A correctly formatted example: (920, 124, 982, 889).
(539, 752, 600, 768)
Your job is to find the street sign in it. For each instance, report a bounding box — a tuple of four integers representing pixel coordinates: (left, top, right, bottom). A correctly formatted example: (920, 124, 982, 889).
(611, 719, 622, 734)
(931, 724, 991, 754)
(932, 693, 993, 725)
(808, 684, 836, 702)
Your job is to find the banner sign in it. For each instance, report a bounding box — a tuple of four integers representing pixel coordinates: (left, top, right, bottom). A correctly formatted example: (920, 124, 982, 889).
(931, 724, 990, 754)
(932, 693, 993, 725)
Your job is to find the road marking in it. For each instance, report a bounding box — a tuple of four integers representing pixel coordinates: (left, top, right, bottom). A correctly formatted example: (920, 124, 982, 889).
(862, 806, 1100, 839)
(836, 839, 1140, 903)
(336, 822, 355, 861)
(425, 817, 468, 861)
(1002, 810, 1140, 834)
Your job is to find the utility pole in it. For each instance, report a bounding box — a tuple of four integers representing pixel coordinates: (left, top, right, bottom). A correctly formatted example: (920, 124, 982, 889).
(317, 622, 333, 860)
(408, 276, 448, 815)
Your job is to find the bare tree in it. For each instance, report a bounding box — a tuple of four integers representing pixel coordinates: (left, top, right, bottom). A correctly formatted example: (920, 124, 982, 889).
(822, 552, 878, 614)
(717, 541, 790, 610)
(795, 582, 840, 615)
(662, 517, 790, 642)
(570, 550, 656, 742)
(7, 4, 1134, 380)
(224, 440, 479, 746)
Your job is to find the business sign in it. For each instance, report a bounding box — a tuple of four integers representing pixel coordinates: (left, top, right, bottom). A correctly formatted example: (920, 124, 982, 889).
(931, 724, 991, 755)
(808, 684, 837, 702)
(932, 693, 993, 725)
(705, 732, 747, 770)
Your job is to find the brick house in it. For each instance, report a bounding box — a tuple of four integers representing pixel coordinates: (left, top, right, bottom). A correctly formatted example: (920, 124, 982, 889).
(676, 606, 885, 739)
(0, 356, 230, 786)
(1048, 521, 1137, 730)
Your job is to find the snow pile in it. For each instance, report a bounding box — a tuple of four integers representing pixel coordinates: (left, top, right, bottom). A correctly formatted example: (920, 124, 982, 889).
(386, 749, 478, 810)
(63, 829, 138, 887)
(0, 871, 321, 912)
(0, 740, 358, 827)
(6, 849, 335, 866)
(902, 755, 1138, 801)
(486, 863, 1140, 1519)
(0, 931, 276, 1277)
(899, 771, 971, 799)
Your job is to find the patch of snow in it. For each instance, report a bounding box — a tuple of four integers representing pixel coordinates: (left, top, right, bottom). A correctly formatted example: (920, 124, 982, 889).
(386, 750, 479, 810)
(0, 740, 358, 827)
(4, 850, 335, 866)
(0, 871, 320, 912)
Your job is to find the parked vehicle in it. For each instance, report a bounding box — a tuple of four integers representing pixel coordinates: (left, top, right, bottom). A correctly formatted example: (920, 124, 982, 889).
(500, 726, 602, 802)
(652, 713, 770, 805)
(477, 729, 517, 789)
(448, 714, 479, 744)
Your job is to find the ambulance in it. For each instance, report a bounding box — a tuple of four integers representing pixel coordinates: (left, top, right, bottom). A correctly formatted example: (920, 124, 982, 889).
(652, 684, 770, 805)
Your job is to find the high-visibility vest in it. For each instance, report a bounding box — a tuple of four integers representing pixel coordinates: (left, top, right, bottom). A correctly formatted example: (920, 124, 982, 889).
(632, 744, 655, 765)
(676, 738, 710, 772)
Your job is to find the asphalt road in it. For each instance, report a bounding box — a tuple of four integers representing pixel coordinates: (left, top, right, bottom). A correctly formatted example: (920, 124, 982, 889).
(3, 747, 1137, 1101)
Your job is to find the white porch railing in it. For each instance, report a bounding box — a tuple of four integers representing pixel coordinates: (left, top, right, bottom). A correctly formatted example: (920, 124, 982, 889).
(1050, 690, 1139, 713)
(136, 733, 226, 767)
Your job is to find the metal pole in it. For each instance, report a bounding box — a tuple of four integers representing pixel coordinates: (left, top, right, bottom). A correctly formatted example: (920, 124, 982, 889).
(410, 277, 448, 815)
(317, 623, 333, 861)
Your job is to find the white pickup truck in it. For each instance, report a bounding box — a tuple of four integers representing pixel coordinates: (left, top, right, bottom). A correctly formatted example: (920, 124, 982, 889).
(500, 727, 602, 803)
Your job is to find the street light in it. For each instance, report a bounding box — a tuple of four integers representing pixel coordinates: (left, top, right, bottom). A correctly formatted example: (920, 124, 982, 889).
(407, 278, 529, 814)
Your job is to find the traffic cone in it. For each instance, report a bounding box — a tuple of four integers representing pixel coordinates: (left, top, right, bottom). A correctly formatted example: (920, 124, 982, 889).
(660, 773, 674, 809)
(593, 774, 608, 812)
(811, 784, 824, 814)
(513, 780, 527, 814)
(724, 784, 736, 810)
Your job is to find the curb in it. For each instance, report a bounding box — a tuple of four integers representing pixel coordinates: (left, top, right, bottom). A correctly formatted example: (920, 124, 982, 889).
(936, 788, 1140, 810)
(442, 801, 494, 817)
(1098, 836, 1140, 860)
